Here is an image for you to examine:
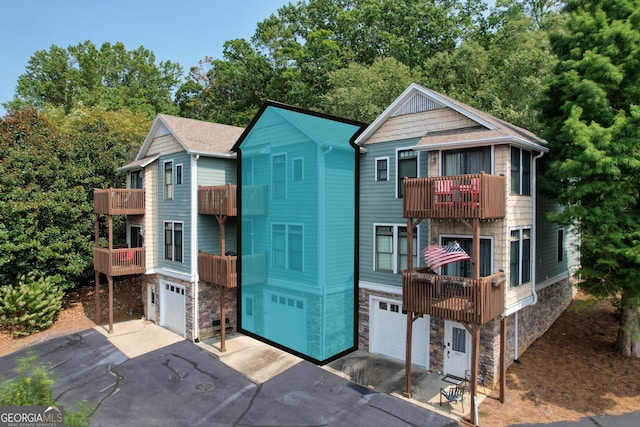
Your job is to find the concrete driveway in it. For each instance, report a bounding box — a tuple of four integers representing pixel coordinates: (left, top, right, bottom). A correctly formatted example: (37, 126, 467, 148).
(0, 323, 457, 427)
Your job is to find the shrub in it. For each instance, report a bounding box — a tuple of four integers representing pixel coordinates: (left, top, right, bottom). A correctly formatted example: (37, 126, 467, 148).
(0, 273, 64, 336)
(0, 353, 90, 427)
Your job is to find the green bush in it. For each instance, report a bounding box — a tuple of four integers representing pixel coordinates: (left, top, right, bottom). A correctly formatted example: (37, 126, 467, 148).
(0, 273, 64, 336)
(0, 354, 90, 427)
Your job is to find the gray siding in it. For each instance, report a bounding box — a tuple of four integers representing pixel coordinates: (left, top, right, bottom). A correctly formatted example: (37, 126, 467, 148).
(359, 138, 428, 287)
(157, 151, 192, 274)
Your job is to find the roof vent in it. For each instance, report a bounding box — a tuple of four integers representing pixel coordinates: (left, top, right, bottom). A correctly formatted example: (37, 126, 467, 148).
(393, 93, 445, 117)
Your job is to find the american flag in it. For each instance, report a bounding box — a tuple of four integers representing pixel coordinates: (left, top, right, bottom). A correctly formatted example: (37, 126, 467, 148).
(423, 244, 471, 270)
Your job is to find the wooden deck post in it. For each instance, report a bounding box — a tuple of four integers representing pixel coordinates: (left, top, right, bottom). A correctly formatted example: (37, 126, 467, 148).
(404, 311, 413, 398)
(500, 316, 507, 403)
(108, 275, 114, 334)
(95, 271, 101, 324)
(220, 285, 227, 352)
(470, 324, 480, 426)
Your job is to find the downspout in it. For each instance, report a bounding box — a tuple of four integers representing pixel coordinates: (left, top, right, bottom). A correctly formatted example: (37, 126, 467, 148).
(192, 154, 200, 342)
(514, 150, 545, 362)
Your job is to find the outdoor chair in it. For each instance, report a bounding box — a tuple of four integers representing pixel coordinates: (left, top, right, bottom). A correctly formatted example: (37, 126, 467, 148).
(440, 385, 465, 413)
(465, 364, 487, 394)
(434, 179, 455, 209)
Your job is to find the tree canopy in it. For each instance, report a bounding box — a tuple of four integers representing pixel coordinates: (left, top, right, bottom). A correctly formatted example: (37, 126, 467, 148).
(4, 41, 182, 117)
(540, 0, 640, 357)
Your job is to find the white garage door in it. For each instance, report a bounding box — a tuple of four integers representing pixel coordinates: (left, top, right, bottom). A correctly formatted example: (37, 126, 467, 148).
(265, 291, 307, 353)
(370, 296, 430, 369)
(161, 282, 186, 336)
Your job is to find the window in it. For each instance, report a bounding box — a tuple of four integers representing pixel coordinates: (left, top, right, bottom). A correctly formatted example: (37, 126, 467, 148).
(397, 150, 417, 198)
(292, 157, 303, 181)
(130, 170, 143, 189)
(176, 164, 183, 185)
(440, 237, 492, 278)
(511, 147, 532, 195)
(510, 228, 531, 286)
(272, 223, 303, 271)
(164, 222, 183, 262)
(130, 226, 143, 248)
(374, 225, 417, 273)
(164, 161, 173, 200)
(557, 229, 564, 262)
(376, 157, 388, 181)
(443, 147, 491, 176)
(272, 154, 286, 199)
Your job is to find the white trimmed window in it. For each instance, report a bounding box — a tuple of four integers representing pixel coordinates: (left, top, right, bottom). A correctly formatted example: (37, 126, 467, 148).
(164, 221, 183, 262)
(375, 157, 389, 181)
(272, 154, 286, 199)
(510, 228, 531, 286)
(511, 147, 532, 195)
(374, 224, 418, 273)
(272, 223, 303, 271)
(397, 149, 417, 198)
(164, 161, 173, 200)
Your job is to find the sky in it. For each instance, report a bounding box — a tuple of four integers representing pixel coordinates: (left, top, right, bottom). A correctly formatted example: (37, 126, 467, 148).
(0, 0, 293, 116)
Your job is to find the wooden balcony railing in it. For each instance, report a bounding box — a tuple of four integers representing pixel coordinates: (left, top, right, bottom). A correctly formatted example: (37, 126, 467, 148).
(242, 185, 267, 216)
(241, 253, 268, 286)
(199, 252, 237, 288)
(402, 269, 505, 325)
(403, 173, 505, 220)
(93, 188, 145, 215)
(94, 246, 146, 276)
(198, 184, 237, 216)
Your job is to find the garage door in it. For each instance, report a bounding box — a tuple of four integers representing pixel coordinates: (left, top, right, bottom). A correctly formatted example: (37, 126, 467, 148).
(370, 297, 430, 369)
(161, 282, 186, 336)
(265, 291, 307, 354)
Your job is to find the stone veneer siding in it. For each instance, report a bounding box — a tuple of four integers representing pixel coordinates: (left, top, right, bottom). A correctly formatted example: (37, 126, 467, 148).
(358, 277, 574, 386)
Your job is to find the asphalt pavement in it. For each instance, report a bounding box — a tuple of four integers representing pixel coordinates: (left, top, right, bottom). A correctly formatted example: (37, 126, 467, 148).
(0, 328, 458, 427)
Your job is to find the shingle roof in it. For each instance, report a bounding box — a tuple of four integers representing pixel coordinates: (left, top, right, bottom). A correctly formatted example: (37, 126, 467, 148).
(157, 114, 245, 156)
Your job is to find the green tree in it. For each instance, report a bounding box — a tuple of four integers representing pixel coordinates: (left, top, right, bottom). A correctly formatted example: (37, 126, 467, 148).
(540, 0, 640, 357)
(321, 57, 416, 122)
(5, 41, 182, 116)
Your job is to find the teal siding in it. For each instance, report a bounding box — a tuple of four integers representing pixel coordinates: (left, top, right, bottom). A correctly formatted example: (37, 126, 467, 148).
(535, 195, 578, 283)
(359, 138, 428, 287)
(197, 156, 236, 185)
(157, 151, 192, 274)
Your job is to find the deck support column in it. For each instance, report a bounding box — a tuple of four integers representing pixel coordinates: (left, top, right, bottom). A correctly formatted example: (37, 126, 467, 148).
(403, 311, 414, 398)
(500, 316, 507, 403)
(108, 275, 114, 334)
(220, 285, 227, 352)
(95, 272, 101, 324)
(469, 323, 480, 426)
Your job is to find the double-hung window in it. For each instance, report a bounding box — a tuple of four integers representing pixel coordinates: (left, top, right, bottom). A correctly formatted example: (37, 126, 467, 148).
(164, 161, 173, 200)
(510, 228, 531, 286)
(131, 170, 143, 189)
(397, 150, 417, 198)
(374, 225, 417, 273)
(272, 223, 303, 271)
(511, 147, 531, 195)
(376, 157, 389, 181)
(164, 221, 183, 262)
(272, 154, 286, 199)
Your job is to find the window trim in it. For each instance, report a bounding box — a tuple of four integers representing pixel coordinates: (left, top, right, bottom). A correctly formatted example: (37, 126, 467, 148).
(164, 221, 184, 263)
(373, 223, 420, 274)
(510, 226, 532, 287)
(292, 157, 304, 182)
(271, 154, 287, 200)
(375, 156, 389, 182)
(510, 147, 532, 196)
(176, 163, 183, 185)
(396, 148, 419, 199)
(271, 222, 304, 272)
(164, 160, 173, 200)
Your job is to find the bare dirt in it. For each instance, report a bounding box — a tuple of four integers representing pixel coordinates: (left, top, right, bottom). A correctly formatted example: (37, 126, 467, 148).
(1, 287, 639, 426)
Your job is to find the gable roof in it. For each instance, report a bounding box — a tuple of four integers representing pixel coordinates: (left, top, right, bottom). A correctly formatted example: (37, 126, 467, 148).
(355, 83, 547, 152)
(135, 114, 245, 160)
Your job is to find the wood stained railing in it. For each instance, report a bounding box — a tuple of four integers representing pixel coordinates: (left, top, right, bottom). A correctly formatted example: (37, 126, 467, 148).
(402, 269, 505, 325)
(198, 252, 238, 288)
(94, 247, 146, 276)
(198, 184, 237, 216)
(403, 172, 505, 220)
(93, 189, 145, 215)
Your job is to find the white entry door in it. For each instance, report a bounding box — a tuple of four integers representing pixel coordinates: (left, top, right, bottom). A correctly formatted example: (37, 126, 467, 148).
(370, 297, 430, 369)
(147, 284, 157, 322)
(444, 320, 471, 378)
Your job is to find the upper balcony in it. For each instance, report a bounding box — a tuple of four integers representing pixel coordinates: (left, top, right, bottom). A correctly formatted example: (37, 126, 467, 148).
(402, 269, 505, 325)
(94, 246, 145, 276)
(198, 252, 268, 288)
(198, 184, 237, 216)
(93, 188, 145, 215)
(403, 172, 505, 220)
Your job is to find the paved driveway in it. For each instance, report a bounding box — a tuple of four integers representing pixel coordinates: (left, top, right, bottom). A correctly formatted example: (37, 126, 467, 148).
(0, 329, 457, 427)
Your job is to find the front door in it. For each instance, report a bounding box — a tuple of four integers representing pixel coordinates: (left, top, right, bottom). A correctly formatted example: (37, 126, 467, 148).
(444, 320, 471, 378)
(147, 284, 156, 322)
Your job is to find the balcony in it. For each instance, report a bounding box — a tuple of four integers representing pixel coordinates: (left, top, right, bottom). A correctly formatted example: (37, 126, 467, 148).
(93, 188, 145, 215)
(94, 247, 146, 276)
(402, 269, 505, 325)
(403, 173, 505, 220)
(198, 185, 237, 216)
(199, 252, 237, 288)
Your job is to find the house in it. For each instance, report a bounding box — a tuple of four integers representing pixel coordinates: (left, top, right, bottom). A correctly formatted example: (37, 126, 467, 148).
(232, 101, 366, 363)
(354, 83, 578, 398)
(94, 113, 244, 341)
